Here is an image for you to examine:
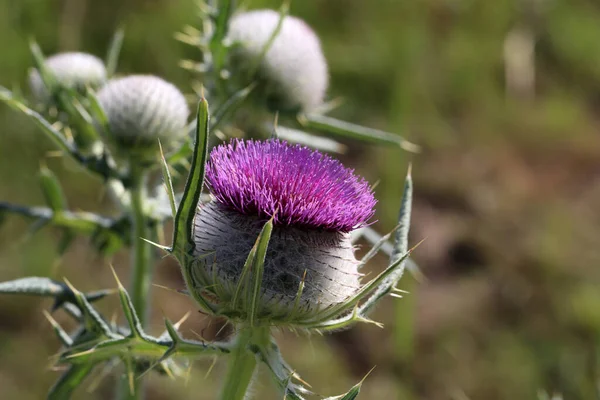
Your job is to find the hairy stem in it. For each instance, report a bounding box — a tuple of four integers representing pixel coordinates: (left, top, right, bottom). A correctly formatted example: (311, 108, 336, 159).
(220, 326, 270, 400)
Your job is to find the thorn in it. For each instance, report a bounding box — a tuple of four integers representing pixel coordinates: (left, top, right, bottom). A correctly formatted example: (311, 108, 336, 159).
(108, 264, 125, 290)
(184, 360, 194, 386)
(174, 311, 191, 330)
(389, 293, 403, 299)
(204, 356, 218, 379)
(140, 237, 172, 253)
(152, 283, 189, 296)
(66, 348, 96, 360)
(361, 365, 377, 383)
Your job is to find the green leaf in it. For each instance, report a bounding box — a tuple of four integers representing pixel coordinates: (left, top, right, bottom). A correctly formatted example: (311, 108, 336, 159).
(249, 219, 273, 326)
(299, 113, 420, 152)
(106, 27, 125, 77)
(48, 363, 96, 400)
(0, 277, 64, 297)
(359, 167, 413, 316)
(390, 166, 413, 266)
(172, 99, 214, 313)
(172, 98, 209, 254)
(39, 165, 68, 211)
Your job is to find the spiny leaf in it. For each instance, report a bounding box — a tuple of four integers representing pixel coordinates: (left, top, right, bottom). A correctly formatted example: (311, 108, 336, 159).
(110, 266, 144, 338)
(172, 100, 215, 313)
(0, 277, 64, 296)
(359, 167, 414, 316)
(391, 165, 412, 266)
(173, 99, 209, 255)
(63, 279, 114, 337)
(43, 310, 73, 347)
(299, 113, 420, 153)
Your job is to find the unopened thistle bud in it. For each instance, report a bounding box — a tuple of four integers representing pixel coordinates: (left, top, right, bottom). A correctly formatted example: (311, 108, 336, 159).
(228, 10, 329, 113)
(190, 139, 375, 323)
(97, 75, 189, 161)
(29, 52, 107, 102)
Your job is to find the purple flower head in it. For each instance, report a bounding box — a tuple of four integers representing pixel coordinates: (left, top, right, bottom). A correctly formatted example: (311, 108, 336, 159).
(205, 139, 376, 232)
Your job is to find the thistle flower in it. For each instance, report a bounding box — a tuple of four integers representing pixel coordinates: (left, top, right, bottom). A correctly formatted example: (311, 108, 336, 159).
(29, 52, 107, 101)
(190, 139, 375, 323)
(228, 10, 329, 113)
(97, 75, 189, 160)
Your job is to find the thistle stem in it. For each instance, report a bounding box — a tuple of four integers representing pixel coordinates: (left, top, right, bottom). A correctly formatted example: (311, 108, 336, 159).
(220, 326, 270, 400)
(129, 167, 152, 326)
(118, 166, 152, 400)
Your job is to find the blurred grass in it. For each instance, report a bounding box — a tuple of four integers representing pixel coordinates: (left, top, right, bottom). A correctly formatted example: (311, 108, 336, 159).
(2, 0, 600, 399)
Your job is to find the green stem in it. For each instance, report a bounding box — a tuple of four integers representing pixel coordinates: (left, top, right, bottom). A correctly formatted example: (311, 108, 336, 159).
(129, 168, 152, 326)
(118, 167, 152, 400)
(220, 326, 270, 400)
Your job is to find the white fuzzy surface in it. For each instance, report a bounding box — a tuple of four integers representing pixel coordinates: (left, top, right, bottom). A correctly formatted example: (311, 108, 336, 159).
(191, 202, 361, 319)
(29, 52, 106, 101)
(228, 9, 329, 112)
(97, 75, 189, 150)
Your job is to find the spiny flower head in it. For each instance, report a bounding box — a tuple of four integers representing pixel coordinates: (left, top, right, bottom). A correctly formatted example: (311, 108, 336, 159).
(97, 75, 189, 161)
(29, 52, 107, 102)
(205, 139, 376, 232)
(227, 9, 328, 112)
(190, 140, 376, 324)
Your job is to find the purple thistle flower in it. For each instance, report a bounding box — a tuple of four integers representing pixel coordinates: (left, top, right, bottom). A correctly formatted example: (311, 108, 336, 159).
(191, 139, 376, 319)
(205, 139, 376, 232)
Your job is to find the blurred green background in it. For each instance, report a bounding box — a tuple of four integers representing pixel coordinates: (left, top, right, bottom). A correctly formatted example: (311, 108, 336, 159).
(2, 0, 600, 398)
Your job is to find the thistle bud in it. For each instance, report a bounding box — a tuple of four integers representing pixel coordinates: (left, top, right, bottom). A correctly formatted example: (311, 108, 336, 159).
(190, 139, 376, 323)
(97, 75, 189, 161)
(228, 10, 329, 113)
(29, 52, 107, 102)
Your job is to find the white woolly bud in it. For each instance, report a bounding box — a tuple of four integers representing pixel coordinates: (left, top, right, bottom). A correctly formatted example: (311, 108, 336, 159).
(228, 10, 329, 112)
(97, 75, 189, 157)
(191, 202, 360, 320)
(29, 52, 107, 102)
